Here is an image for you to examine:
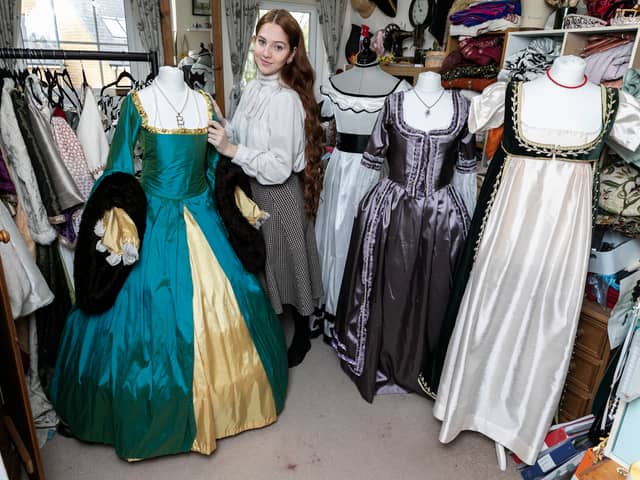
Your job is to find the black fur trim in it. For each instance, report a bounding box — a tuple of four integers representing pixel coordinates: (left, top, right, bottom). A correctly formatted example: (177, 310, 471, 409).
(214, 156, 266, 273)
(74, 172, 147, 314)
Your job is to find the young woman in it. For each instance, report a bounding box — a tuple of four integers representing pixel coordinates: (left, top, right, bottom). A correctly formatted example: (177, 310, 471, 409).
(208, 9, 323, 367)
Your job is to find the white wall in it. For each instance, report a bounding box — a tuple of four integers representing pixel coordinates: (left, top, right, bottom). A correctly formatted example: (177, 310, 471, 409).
(173, 0, 214, 62)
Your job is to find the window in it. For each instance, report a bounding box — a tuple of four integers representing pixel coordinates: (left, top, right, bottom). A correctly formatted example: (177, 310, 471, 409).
(241, 2, 328, 89)
(21, 0, 130, 87)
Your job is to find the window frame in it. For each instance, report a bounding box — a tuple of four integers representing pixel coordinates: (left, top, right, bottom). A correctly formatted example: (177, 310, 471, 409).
(243, 1, 328, 89)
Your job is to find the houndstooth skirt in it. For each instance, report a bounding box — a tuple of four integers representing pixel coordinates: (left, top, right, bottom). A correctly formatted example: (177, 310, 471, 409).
(250, 174, 323, 317)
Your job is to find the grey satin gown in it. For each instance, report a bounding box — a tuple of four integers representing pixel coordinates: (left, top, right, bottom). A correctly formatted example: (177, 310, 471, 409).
(332, 90, 476, 402)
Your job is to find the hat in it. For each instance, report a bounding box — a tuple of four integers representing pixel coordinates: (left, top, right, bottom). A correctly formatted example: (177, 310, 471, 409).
(373, 0, 397, 17)
(351, 0, 376, 18)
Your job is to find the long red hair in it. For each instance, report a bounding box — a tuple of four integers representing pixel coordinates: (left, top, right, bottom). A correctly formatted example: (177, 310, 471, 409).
(256, 9, 323, 219)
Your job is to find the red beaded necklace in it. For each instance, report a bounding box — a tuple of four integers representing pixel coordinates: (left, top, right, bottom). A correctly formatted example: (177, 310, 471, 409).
(546, 69, 588, 89)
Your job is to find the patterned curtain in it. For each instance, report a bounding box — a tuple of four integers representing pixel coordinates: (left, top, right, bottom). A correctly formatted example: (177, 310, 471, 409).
(318, 0, 348, 73)
(0, 0, 21, 68)
(130, 0, 164, 66)
(225, 0, 259, 115)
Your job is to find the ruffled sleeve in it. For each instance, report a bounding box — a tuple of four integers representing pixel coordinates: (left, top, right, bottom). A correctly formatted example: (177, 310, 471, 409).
(468, 81, 507, 134)
(607, 89, 640, 162)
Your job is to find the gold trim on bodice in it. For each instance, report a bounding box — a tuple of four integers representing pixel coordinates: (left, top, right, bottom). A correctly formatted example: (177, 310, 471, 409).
(131, 89, 213, 135)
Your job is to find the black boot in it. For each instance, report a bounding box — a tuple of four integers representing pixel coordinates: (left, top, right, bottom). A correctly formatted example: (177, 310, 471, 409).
(288, 310, 311, 367)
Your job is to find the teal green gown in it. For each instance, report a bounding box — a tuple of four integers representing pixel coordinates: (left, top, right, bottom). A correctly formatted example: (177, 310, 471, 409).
(50, 91, 288, 460)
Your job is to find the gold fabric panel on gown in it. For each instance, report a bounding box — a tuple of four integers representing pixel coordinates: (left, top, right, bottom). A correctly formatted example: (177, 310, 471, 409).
(184, 208, 276, 454)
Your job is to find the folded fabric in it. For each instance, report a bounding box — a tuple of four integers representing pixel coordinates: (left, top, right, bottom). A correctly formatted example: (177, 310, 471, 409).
(442, 63, 499, 80)
(597, 211, 640, 238)
(442, 77, 497, 91)
(599, 160, 640, 217)
(449, 15, 519, 36)
(450, 0, 520, 26)
(459, 36, 503, 65)
(581, 33, 634, 57)
(623, 68, 640, 97)
(585, 41, 632, 83)
(499, 37, 561, 81)
(441, 50, 466, 73)
(586, 0, 631, 21)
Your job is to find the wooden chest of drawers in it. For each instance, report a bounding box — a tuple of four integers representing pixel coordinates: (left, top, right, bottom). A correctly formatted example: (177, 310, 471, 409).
(558, 299, 612, 423)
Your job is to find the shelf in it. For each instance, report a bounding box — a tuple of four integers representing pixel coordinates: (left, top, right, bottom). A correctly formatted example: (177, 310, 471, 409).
(379, 63, 440, 84)
(185, 27, 211, 32)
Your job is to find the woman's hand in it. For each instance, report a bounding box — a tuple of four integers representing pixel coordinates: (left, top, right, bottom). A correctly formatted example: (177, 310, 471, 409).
(208, 120, 238, 158)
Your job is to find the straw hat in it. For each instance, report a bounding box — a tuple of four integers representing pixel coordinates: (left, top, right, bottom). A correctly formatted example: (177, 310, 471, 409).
(351, 0, 376, 18)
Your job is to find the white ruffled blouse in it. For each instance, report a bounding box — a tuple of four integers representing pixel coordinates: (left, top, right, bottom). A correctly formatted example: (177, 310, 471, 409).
(226, 72, 306, 185)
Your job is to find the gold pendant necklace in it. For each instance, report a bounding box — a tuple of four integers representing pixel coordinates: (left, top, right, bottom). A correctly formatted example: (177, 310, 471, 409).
(153, 81, 190, 127)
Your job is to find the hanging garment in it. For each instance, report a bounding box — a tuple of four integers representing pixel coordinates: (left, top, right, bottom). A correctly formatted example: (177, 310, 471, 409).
(225, 72, 322, 316)
(50, 111, 95, 233)
(315, 78, 409, 316)
(24, 75, 84, 214)
(50, 91, 288, 460)
(0, 79, 57, 245)
(333, 90, 476, 402)
(0, 202, 54, 318)
(76, 86, 110, 179)
(432, 81, 640, 465)
(0, 147, 16, 199)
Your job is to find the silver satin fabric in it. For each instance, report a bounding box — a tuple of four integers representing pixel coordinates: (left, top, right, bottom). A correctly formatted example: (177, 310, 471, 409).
(434, 82, 640, 465)
(333, 90, 474, 402)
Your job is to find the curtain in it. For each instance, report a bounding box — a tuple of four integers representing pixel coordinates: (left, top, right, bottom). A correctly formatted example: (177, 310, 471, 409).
(130, 0, 164, 67)
(225, 0, 259, 115)
(0, 0, 22, 68)
(318, 0, 348, 73)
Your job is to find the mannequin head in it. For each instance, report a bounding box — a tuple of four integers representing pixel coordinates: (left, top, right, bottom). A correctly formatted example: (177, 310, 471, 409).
(547, 55, 588, 87)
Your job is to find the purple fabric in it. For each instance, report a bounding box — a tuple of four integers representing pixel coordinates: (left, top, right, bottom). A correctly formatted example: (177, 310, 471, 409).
(450, 0, 520, 26)
(0, 148, 17, 196)
(585, 42, 633, 84)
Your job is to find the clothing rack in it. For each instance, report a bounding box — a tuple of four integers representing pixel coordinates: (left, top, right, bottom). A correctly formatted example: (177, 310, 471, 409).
(0, 47, 159, 77)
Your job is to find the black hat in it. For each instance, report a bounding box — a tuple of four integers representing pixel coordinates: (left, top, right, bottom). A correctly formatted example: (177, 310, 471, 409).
(373, 0, 397, 17)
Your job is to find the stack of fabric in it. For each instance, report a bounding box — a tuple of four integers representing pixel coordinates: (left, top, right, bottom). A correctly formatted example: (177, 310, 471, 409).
(440, 35, 503, 91)
(581, 33, 634, 85)
(449, 0, 520, 37)
(598, 69, 640, 237)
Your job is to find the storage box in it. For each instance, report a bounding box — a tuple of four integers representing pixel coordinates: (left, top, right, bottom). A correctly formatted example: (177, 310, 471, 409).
(589, 231, 640, 276)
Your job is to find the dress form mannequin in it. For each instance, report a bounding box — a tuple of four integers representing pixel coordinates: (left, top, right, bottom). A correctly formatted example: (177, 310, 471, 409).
(404, 71, 454, 132)
(521, 55, 601, 145)
(137, 66, 208, 130)
(331, 37, 399, 96)
(331, 64, 400, 97)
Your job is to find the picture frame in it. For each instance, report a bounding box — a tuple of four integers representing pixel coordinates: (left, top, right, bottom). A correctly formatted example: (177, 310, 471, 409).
(192, 0, 211, 16)
(604, 398, 640, 470)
